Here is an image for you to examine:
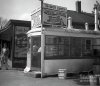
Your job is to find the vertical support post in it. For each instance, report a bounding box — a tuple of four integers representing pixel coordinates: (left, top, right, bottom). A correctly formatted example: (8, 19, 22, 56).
(24, 37, 32, 73)
(81, 38, 83, 57)
(11, 24, 15, 68)
(65, 9, 67, 28)
(69, 37, 71, 56)
(29, 37, 33, 69)
(1, 40, 2, 51)
(10, 37, 13, 68)
(39, 0, 44, 78)
(41, 34, 45, 78)
(24, 36, 32, 73)
(30, 37, 33, 70)
(94, 7, 99, 31)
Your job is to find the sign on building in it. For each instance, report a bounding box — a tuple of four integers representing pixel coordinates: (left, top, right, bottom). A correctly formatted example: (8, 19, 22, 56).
(31, 3, 67, 28)
(15, 26, 30, 58)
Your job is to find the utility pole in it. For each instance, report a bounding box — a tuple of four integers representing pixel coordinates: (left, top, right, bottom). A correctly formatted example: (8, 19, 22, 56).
(40, 0, 44, 32)
(39, 0, 45, 78)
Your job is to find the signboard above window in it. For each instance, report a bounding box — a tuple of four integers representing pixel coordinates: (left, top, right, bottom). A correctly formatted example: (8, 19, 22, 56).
(15, 26, 30, 58)
(31, 3, 67, 29)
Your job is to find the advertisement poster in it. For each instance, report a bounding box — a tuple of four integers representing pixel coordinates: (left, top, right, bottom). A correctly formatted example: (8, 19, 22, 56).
(31, 3, 67, 28)
(15, 26, 30, 58)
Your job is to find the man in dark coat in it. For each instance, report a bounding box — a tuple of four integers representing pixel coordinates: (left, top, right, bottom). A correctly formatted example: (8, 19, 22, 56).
(0, 43, 9, 70)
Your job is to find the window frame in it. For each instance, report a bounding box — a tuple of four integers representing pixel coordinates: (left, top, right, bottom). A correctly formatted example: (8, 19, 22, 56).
(85, 39, 92, 50)
(45, 35, 70, 57)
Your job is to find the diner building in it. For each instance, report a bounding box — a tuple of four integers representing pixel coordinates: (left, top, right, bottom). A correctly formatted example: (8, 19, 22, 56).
(24, 1, 100, 77)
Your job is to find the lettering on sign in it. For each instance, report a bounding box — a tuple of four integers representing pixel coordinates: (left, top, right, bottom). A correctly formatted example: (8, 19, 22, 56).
(31, 3, 67, 28)
(15, 26, 30, 58)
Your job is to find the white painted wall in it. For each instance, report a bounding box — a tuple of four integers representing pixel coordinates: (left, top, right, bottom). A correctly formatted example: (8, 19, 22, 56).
(44, 59, 94, 75)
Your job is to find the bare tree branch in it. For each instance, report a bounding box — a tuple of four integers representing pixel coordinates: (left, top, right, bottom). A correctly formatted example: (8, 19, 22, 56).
(0, 17, 8, 30)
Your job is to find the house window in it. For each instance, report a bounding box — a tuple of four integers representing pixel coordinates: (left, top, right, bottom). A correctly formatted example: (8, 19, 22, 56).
(85, 40, 92, 50)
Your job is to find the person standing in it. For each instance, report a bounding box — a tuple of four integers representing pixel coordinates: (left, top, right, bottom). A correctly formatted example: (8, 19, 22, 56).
(0, 43, 9, 70)
(32, 44, 39, 56)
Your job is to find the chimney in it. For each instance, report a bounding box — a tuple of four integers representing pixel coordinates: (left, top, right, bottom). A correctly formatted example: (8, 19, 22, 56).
(76, 1, 81, 13)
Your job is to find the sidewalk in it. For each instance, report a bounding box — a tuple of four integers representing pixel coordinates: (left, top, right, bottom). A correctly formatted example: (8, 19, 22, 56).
(0, 69, 91, 86)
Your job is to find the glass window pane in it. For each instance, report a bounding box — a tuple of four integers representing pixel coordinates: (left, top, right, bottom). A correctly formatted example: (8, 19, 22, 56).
(70, 37, 81, 56)
(45, 45, 58, 56)
(58, 45, 64, 55)
(46, 36, 58, 44)
(86, 40, 91, 50)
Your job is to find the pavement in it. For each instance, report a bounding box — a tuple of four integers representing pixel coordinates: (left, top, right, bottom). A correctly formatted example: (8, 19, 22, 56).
(0, 69, 91, 86)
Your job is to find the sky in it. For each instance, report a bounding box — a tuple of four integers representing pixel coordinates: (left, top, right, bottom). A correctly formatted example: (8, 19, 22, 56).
(0, 0, 100, 21)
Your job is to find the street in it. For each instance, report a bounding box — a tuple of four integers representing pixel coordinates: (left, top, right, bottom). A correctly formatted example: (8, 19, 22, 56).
(0, 69, 90, 86)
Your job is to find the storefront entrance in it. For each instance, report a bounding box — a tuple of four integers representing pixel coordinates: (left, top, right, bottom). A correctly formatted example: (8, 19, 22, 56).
(27, 36, 41, 71)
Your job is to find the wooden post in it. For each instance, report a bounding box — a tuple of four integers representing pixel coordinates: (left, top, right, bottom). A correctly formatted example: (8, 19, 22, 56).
(28, 37, 32, 69)
(24, 36, 32, 73)
(11, 24, 15, 68)
(94, 7, 99, 31)
(0, 40, 2, 51)
(39, 0, 45, 78)
(65, 9, 67, 28)
(69, 37, 71, 56)
(41, 34, 45, 78)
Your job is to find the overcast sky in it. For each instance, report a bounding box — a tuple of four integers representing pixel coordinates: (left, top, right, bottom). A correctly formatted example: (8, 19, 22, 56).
(0, 0, 100, 21)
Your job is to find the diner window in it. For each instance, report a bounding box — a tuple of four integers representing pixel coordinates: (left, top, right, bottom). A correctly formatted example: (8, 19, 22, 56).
(45, 45, 58, 56)
(85, 40, 92, 50)
(45, 36, 69, 57)
(70, 37, 82, 56)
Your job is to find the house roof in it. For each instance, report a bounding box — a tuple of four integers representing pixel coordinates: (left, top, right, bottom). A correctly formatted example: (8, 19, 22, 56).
(0, 19, 31, 41)
(0, 19, 31, 33)
(5, 19, 31, 27)
(0, 10, 97, 33)
(67, 10, 94, 25)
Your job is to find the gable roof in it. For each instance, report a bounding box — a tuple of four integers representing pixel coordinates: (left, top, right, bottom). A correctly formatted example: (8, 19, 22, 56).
(67, 10, 94, 25)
